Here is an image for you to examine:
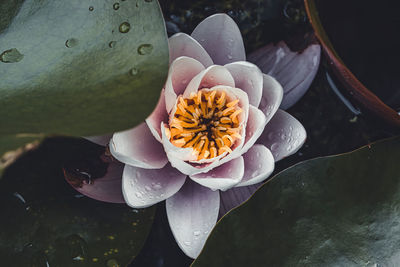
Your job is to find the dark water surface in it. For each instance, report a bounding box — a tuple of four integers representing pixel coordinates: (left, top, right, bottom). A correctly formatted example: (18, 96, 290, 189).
(316, 0, 400, 111)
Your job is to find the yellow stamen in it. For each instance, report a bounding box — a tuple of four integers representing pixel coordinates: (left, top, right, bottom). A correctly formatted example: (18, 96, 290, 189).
(168, 88, 244, 161)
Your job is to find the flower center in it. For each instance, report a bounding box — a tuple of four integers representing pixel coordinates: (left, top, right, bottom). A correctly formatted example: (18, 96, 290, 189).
(167, 88, 243, 161)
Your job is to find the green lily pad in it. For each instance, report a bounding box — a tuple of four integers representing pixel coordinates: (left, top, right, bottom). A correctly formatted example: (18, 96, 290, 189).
(0, 138, 155, 266)
(0, 0, 168, 136)
(194, 136, 400, 266)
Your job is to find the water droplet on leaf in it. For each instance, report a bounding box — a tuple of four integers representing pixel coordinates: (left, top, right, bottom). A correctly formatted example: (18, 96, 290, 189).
(137, 44, 153, 55)
(89, 6, 94, 11)
(65, 38, 78, 48)
(119, 22, 131, 33)
(129, 67, 138, 76)
(0, 48, 24, 63)
(109, 41, 116, 48)
(113, 3, 120, 10)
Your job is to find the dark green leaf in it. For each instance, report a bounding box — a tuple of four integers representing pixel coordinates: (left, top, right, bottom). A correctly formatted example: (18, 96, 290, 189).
(0, 0, 168, 136)
(0, 137, 155, 266)
(194, 136, 400, 266)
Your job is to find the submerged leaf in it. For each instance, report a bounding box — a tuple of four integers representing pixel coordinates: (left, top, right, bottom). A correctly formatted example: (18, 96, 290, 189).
(194, 136, 400, 266)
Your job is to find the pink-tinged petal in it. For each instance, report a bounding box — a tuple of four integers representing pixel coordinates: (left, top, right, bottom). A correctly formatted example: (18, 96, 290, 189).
(65, 160, 125, 204)
(182, 65, 235, 99)
(122, 164, 187, 208)
(240, 105, 267, 154)
(169, 33, 213, 68)
(248, 41, 320, 109)
(190, 156, 244, 191)
(191, 13, 245, 65)
(219, 183, 261, 218)
(257, 109, 306, 161)
(259, 74, 283, 123)
(236, 145, 274, 187)
(166, 179, 220, 259)
(145, 89, 168, 142)
(224, 61, 263, 107)
(84, 134, 112, 146)
(161, 122, 198, 163)
(165, 56, 205, 112)
(110, 123, 168, 169)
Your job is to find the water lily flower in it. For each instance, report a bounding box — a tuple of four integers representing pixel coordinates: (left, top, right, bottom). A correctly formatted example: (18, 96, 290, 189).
(82, 14, 307, 259)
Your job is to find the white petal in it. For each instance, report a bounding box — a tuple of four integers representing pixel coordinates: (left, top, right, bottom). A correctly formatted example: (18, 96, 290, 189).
(257, 109, 306, 161)
(110, 123, 168, 169)
(169, 33, 213, 67)
(122, 164, 187, 208)
(224, 61, 263, 107)
(191, 13, 245, 65)
(236, 144, 274, 187)
(145, 89, 168, 142)
(240, 105, 267, 154)
(165, 56, 205, 112)
(259, 74, 283, 123)
(183, 65, 235, 99)
(166, 179, 220, 258)
(190, 156, 244, 191)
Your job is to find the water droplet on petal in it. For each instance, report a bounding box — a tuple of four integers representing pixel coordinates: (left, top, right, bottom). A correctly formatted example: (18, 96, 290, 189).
(65, 38, 78, 48)
(152, 183, 162, 190)
(227, 54, 233, 60)
(137, 44, 153, 55)
(135, 192, 142, 198)
(144, 186, 151, 191)
(193, 230, 201, 236)
(270, 143, 279, 152)
(267, 132, 274, 140)
(119, 22, 131, 33)
(113, 3, 120, 10)
(184, 241, 191, 246)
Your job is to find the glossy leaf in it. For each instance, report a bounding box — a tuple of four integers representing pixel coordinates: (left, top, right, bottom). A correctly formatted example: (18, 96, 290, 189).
(194, 136, 400, 266)
(0, 0, 168, 136)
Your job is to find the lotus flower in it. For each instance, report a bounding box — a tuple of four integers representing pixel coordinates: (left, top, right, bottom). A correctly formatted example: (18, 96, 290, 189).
(81, 14, 309, 258)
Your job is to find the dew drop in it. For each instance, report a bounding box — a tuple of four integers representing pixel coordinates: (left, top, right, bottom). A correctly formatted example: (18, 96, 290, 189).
(184, 241, 191, 246)
(280, 133, 286, 140)
(89, 6, 94, 11)
(65, 38, 78, 48)
(129, 67, 138, 76)
(227, 54, 233, 60)
(270, 143, 279, 152)
(144, 186, 151, 191)
(132, 209, 139, 213)
(113, 3, 120, 10)
(137, 44, 153, 55)
(193, 230, 201, 236)
(135, 192, 142, 198)
(286, 145, 293, 151)
(152, 183, 162, 190)
(136, 172, 141, 178)
(204, 230, 209, 234)
(0, 48, 24, 63)
(109, 41, 116, 48)
(119, 22, 131, 33)
(267, 132, 274, 140)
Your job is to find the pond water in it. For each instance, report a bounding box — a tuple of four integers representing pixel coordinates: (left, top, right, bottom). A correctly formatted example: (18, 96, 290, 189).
(316, 0, 400, 111)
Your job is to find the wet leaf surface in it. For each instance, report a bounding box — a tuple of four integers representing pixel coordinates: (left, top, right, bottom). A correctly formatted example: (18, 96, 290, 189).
(0, 0, 168, 136)
(0, 138, 155, 266)
(194, 136, 400, 266)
